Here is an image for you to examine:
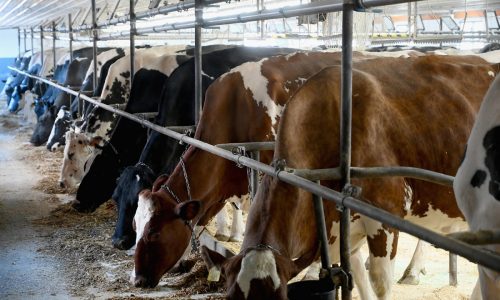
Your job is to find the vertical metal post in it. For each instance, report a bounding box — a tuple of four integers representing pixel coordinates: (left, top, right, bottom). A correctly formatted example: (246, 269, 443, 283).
(407, 3, 411, 37)
(17, 27, 21, 58)
(340, 1, 354, 299)
(312, 181, 332, 270)
(69, 14, 73, 62)
(23, 29, 27, 53)
(449, 253, 458, 286)
(194, 0, 203, 125)
(249, 151, 260, 202)
(260, 0, 265, 39)
(91, 0, 98, 92)
(52, 21, 57, 74)
(40, 26, 44, 66)
(129, 0, 136, 83)
(30, 27, 34, 52)
(413, 2, 418, 40)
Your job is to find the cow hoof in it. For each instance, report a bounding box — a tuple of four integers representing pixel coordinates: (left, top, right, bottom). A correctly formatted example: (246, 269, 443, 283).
(398, 274, 420, 285)
(71, 200, 96, 213)
(215, 233, 230, 242)
(398, 267, 426, 285)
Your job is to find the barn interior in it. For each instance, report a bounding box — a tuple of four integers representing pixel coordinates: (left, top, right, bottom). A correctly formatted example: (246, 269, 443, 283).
(1, 0, 500, 299)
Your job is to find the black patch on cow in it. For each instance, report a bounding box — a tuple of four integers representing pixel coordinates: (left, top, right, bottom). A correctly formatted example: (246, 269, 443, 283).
(98, 61, 102, 66)
(483, 126, 500, 201)
(116, 48, 125, 57)
(470, 170, 487, 188)
(120, 71, 130, 78)
(68, 152, 74, 160)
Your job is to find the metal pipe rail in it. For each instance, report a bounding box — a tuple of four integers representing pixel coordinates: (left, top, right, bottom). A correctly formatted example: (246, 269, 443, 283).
(8, 65, 500, 274)
(289, 166, 454, 186)
(99, 0, 426, 41)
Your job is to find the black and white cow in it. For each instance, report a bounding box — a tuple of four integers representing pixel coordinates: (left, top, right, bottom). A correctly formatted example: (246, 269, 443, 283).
(454, 73, 500, 300)
(108, 46, 295, 249)
(72, 53, 190, 213)
(1, 51, 31, 111)
(58, 45, 183, 189)
(30, 47, 105, 146)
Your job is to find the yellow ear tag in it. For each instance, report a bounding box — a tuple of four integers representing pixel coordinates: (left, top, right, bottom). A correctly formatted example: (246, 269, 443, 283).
(207, 266, 221, 282)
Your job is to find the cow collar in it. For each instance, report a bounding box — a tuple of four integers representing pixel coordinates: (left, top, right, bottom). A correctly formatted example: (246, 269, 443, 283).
(160, 157, 200, 252)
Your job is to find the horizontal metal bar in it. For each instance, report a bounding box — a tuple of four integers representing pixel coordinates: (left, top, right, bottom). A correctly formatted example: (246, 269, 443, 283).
(133, 112, 158, 119)
(8, 66, 500, 273)
(448, 230, 500, 246)
(351, 166, 454, 186)
(287, 166, 454, 186)
(165, 125, 196, 133)
(216, 141, 275, 152)
(99, 0, 425, 40)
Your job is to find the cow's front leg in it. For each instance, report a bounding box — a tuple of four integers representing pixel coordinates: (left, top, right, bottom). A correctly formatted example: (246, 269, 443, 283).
(215, 204, 230, 241)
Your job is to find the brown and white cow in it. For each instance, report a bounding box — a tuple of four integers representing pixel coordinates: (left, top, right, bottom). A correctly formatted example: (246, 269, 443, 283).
(201, 55, 499, 300)
(130, 50, 373, 288)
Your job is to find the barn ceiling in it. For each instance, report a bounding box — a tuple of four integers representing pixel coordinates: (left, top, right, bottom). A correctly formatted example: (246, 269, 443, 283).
(0, 0, 499, 30)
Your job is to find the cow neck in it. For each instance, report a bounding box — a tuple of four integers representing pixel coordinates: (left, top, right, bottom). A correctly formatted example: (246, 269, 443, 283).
(241, 175, 319, 270)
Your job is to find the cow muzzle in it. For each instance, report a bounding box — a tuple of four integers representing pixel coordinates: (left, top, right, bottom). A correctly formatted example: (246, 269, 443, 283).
(133, 275, 156, 288)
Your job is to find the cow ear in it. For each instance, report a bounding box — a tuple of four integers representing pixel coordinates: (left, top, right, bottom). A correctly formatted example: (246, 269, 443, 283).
(201, 245, 226, 282)
(174, 200, 201, 221)
(152, 174, 169, 192)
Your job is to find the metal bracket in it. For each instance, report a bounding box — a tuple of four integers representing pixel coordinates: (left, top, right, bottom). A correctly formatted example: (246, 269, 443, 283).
(319, 264, 353, 291)
(231, 146, 246, 168)
(338, 184, 362, 212)
(273, 159, 286, 176)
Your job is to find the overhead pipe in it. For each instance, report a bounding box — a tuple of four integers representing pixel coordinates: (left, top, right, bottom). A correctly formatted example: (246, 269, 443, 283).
(99, 0, 425, 40)
(70, 0, 227, 32)
(8, 66, 500, 275)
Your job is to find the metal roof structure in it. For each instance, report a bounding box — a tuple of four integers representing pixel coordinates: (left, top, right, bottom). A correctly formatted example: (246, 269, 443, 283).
(1, 0, 499, 30)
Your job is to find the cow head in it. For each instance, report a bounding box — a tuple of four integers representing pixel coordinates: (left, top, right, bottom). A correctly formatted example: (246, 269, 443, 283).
(201, 245, 300, 300)
(131, 188, 200, 288)
(30, 105, 58, 146)
(111, 164, 156, 250)
(47, 106, 72, 152)
(58, 131, 102, 189)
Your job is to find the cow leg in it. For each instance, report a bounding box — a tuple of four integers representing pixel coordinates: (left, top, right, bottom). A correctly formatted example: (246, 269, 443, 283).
(351, 249, 376, 300)
(364, 219, 398, 300)
(471, 278, 482, 300)
(302, 261, 320, 280)
(398, 239, 427, 285)
(229, 198, 244, 242)
(479, 265, 500, 300)
(215, 203, 230, 241)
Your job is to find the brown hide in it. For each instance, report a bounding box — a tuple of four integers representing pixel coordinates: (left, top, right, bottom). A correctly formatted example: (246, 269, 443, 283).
(133, 51, 381, 287)
(226, 55, 498, 299)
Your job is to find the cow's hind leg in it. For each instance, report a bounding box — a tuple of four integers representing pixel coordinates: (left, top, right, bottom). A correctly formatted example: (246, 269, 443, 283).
(364, 219, 398, 300)
(214, 204, 230, 241)
(398, 239, 427, 285)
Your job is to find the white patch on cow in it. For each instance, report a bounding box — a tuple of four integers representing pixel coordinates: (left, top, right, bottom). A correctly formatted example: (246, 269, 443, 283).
(489, 71, 495, 77)
(129, 267, 136, 284)
(236, 249, 280, 299)
(75, 57, 87, 62)
(48, 108, 67, 146)
(51, 142, 61, 152)
(134, 193, 155, 245)
(136, 174, 140, 182)
(405, 203, 466, 233)
(231, 59, 284, 136)
(403, 181, 413, 213)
